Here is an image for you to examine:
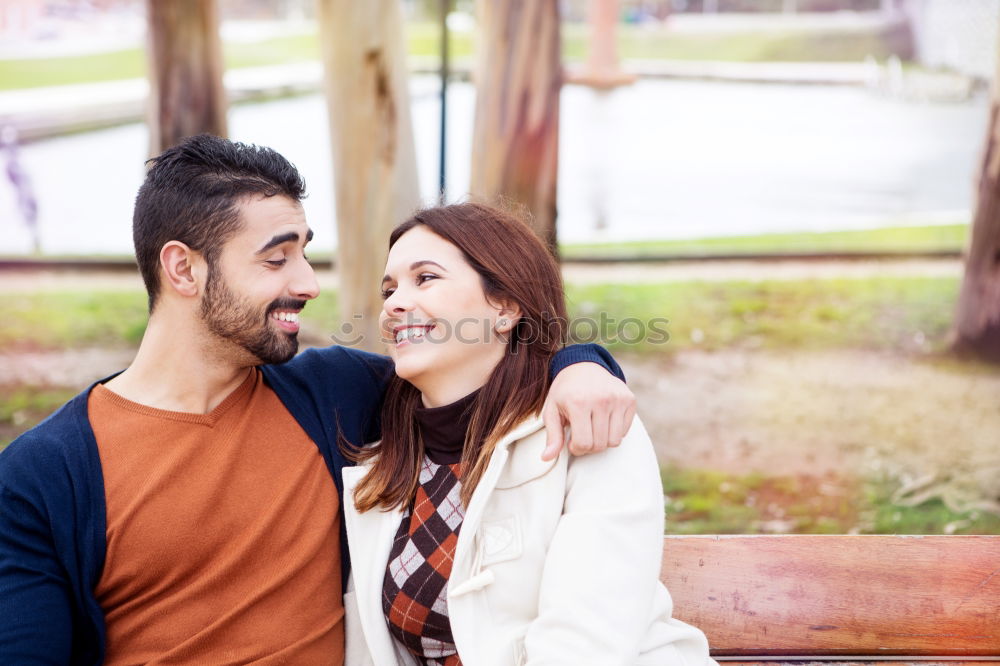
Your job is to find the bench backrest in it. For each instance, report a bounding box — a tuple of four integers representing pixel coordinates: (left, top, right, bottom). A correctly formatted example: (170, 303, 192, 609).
(660, 535, 1000, 659)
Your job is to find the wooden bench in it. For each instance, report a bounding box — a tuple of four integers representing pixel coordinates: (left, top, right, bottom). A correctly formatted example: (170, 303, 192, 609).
(660, 535, 1000, 664)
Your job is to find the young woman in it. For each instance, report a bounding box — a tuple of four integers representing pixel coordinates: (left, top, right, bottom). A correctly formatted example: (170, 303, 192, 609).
(342, 203, 714, 666)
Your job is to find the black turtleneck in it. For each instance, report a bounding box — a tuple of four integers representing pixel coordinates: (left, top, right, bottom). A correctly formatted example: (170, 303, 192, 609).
(414, 389, 479, 466)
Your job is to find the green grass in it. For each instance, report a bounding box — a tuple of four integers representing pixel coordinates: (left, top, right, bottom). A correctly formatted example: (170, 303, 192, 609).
(0, 35, 327, 91)
(864, 477, 1000, 534)
(4, 224, 966, 263)
(0, 20, 909, 91)
(0, 275, 959, 355)
(0, 288, 346, 352)
(0, 291, 150, 350)
(0, 386, 77, 451)
(560, 223, 967, 259)
(662, 465, 1000, 535)
(604, 23, 907, 63)
(0, 49, 145, 90)
(565, 276, 959, 354)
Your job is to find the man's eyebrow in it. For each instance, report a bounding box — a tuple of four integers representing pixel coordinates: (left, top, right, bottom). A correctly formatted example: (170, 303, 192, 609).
(255, 228, 314, 255)
(381, 260, 446, 285)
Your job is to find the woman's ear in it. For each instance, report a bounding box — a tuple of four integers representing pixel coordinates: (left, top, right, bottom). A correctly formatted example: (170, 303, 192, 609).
(494, 300, 523, 334)
(159, 241, 203, 299)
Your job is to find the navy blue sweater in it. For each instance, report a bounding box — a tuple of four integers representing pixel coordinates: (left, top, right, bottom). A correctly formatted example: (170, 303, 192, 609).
(0, 344, 622, 665)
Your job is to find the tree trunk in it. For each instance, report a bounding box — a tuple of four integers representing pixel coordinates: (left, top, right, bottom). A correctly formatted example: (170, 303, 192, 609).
(145, 0, 227, 155)
(952, 92, 1000, 361)
(316, 0, 421, 353)
(470, 0, 562, 253)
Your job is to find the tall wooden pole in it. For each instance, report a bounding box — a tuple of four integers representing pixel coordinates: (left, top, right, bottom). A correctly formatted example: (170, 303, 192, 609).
(439, 0, 450, 202)
(316, 0, 421, 352)
(572, 0, 636, 89)
(952, 44, 1000, 362)
(145, 0, 227, 155)
(470, 0, 562, 253)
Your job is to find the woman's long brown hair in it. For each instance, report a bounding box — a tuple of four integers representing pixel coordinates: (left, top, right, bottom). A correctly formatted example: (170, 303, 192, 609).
(347, 202, 568, 511)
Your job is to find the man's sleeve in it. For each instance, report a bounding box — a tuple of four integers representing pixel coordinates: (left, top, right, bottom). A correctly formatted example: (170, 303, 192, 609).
(277, 346, 395, 446)
(550, 343, 626, 382)
(0, 462, 74, 663)
(298, 344, 622, 446)
(350, 344, 624, 441)
(338, 348, 394, 444)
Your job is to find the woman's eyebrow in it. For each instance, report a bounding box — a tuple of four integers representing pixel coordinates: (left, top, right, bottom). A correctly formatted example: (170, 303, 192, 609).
(381, 260, 447, 284)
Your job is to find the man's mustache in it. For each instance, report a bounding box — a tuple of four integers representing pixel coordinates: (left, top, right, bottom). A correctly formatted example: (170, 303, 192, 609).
(267, 299, 307, 315)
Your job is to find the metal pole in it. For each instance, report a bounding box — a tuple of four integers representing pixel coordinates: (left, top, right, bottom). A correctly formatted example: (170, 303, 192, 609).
(438, 0, 449, 203)
(1, 126, 40, 254)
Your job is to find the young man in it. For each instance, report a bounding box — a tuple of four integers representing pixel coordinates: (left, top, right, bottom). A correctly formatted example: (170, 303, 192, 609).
(0, 135, 636, 664)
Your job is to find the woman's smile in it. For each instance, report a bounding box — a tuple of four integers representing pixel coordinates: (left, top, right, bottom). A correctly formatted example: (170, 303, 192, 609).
(393, 323, 436, 347)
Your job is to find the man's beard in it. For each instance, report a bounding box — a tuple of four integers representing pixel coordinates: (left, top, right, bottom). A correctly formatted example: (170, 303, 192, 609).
(200, 267, 304, 365)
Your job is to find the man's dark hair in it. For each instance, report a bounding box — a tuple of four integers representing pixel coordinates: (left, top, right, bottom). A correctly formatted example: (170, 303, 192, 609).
(133, 134, 307, 312)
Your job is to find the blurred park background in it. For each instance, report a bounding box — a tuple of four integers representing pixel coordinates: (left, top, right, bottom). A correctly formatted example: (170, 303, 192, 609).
(2, 0, 1000, 536)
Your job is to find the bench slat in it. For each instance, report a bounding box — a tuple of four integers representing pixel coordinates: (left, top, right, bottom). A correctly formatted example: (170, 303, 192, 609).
(660, 535, 1000, 657)
(720, 662, 1000, 665)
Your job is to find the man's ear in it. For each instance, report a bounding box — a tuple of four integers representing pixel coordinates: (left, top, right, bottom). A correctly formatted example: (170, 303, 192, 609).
(159, 241, 204, 299)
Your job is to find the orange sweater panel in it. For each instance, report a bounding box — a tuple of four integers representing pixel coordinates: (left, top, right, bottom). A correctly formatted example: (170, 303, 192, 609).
(89, 370, 344, 665)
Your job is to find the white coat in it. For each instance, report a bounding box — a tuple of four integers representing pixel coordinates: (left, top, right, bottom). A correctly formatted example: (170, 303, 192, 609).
(342, 415, 716, 666)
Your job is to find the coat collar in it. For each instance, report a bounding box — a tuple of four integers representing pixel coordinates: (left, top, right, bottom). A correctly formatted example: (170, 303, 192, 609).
(495, 413, 546, 449)
(343, 414, 555, 496)
(492, 414, 560, 490)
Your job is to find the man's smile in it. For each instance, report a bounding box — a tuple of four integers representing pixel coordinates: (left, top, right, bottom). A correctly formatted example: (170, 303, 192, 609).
(270, 309, 301, 333)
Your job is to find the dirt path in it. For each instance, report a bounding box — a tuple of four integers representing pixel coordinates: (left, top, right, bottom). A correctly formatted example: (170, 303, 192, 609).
(562, 258, 962, 284)
(3, 260, 994, 512)
(621, 349, 1000, 511)
(0, 348, 135, 386)
(4, 340, 996, 509)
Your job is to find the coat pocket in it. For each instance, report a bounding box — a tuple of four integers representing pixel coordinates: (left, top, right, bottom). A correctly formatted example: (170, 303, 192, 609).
(478, 514, 523, 567)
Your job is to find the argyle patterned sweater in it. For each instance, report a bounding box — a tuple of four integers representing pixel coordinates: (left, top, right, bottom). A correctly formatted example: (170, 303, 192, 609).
(381, 391, 479, 666)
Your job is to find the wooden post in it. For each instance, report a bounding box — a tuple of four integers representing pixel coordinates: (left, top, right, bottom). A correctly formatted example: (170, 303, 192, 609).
(952, 57, 1000, 361)
(316, 0, 421, 352)
(571, 0, 636, 89)
(145, 0, 227, 155)
(470, 0, 562, 253)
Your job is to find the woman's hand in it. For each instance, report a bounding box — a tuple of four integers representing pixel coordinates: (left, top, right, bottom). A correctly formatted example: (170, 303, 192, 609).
(541, 362, 637, 460)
